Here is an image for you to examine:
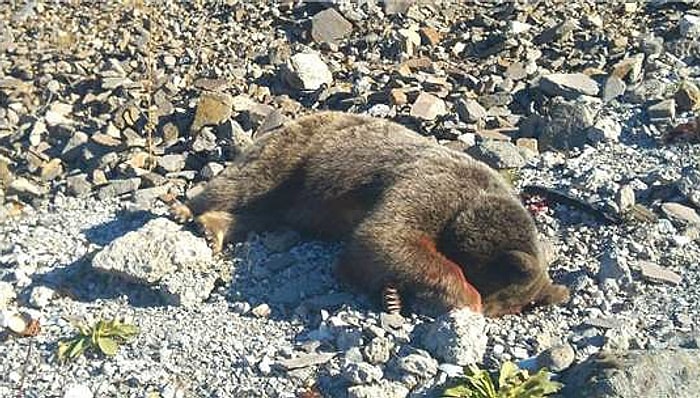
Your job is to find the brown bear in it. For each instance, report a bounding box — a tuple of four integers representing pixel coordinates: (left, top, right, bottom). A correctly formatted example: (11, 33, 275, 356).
(172, 112, 569, 316)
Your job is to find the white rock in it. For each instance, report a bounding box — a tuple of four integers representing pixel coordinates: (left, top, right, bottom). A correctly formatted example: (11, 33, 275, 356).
(456, 98, 487, 123)
(45, 102, 74, 126)
(397, 352, 438, 378)
(398, 28, 421, 56)
(29, 285, 55, 308)
(536, 343, 575, 371)
(508, 21, 532, 34)
(91, 218, 216, 307)
(347, 380, 409, 398)
(597, 249, 632, 285)
(421, 308, 487, 365)
(661, 202, 700, 226)
(283, 52, 333, 91)
(0, 281, 16, 309)
(637, 261, 682, 285)
(616, 185, 636, 211)
(251, 303, 271, 318)
(679, 14, 700, 38)
(1, 310, 27, 333)
(63, 383, 93, 398)
(540, 73, 599, 98)
(341, 360, 384, 384)
(587, 117, 622, 143)
(257, 355, 273, 374)
(410, 92, 447, 121)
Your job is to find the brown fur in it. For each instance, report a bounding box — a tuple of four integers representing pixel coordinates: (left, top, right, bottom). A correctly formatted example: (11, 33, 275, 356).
(173, 112, 569, 317)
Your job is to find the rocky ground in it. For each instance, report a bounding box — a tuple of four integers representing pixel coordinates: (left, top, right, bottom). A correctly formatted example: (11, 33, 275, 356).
(1, 1, 700, 397)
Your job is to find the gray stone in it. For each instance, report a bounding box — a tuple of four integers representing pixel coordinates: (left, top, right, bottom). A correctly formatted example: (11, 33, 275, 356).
(680, 14, 700, 38)
(661, 202, 700, 226)
(92, 218, 214, 305)
(200, 162, 225, 180)
(311, 8, 353, 45)
(647, 99, 676, 120)
(637, 261, 682, 285)
(336, 328, 363, 351)
(283, 52, 333, 91)
(347, 380, 409, 398)
(157, 154, 186, 173)
(0, 281, 16, 309)
(467, 140, 526, 169)
(8, 177, 47, 198)
(61, 132, 89, 162)
(626, 79, 667, 104)
(603, 329, 632, 351)
(588, 117, 622, 143)
(97, 178, 141, 200)
(132, 185, 170, 206)
(363, 336, 393, 365)
(602, 76, 626, 102)
(612, 54, 645, 84)
(256, 109, 289, 137)
(341, 361, 383, 384)
(421, 309, 487, 365)
(674, 81, 700, 112)
(191, 128, 218, 153)
(641, 35, 664, 56)
(410, 92, 447, 121)
(383, 0, 414, 15)
(538, 101, 594, 151)
(616, 185, 636, 211)
(380, 312, 405, 331)
(276, 352, 336, 370)
(65, 174, 92, 197)
(597, 249, 632, 285)
(28, 286, 55, 309)
(478, 93, 513, 109)
(396, 352, 438, 378)
(540, 73, 599, 99)
(536, 343, 575, 372)
(562, 349, 700, 398)
(243, 102, 275, 128)
(160, 269, 219, 307)
(456, 98, 487, 124)
(677, 168, 700, 207)
(505, 61, 527, 80)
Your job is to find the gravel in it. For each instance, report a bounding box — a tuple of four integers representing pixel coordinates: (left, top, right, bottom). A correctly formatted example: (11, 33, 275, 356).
(1, 1, 700, 397)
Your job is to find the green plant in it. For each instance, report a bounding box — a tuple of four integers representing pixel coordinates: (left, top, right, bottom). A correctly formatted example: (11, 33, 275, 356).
(498, 168, 521, 187)
(57, 318, 139, 361)
(442, 362, 563, 398)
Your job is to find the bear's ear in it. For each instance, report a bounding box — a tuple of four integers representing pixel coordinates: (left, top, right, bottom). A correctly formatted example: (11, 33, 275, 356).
(499, 250, 540, 278)
(535, 283, 570, 305)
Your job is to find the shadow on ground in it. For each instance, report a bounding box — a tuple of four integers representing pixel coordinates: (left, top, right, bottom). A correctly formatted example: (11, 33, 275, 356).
(27, 210, 169, 307)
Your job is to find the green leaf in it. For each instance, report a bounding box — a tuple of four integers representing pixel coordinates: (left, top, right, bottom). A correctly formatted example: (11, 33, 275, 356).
(498, 362, 520, 388)
(97, 336, 119, 356)
(115, 323, 139, 338)
(57, 341, 71, 361)
(442, 383, 475, 398)
(70, 338, 87, 358)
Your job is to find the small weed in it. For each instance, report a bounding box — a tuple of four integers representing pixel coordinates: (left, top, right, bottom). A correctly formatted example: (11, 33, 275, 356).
(442, 362, 562, 398)
(57, 318, 139, 362)
(498, 168, 521, 187)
